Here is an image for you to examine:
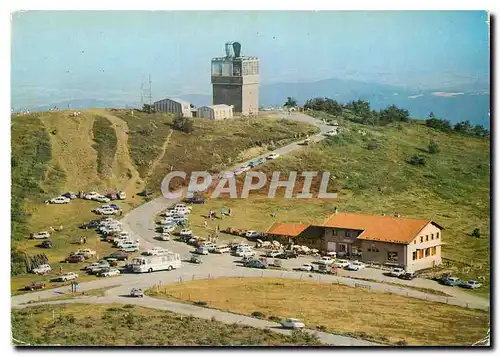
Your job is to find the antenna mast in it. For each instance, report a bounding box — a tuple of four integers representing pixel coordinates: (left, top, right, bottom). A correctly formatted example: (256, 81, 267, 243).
(148, 74, 152, 105)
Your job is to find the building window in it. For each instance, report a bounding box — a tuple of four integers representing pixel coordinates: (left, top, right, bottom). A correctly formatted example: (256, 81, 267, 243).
(345, 231, 351, 238)
(420, 236, 423, 243)
(418, 249, 423, 259)
(431, 247, 436, 256)
(426, 235, 429, 241)
(436, 232, 440, 239)
(425, 248, 430, 257)
(414, 240, 416, 244)
(332, 230, 337, 236)
(412, 251, 417, 260)
(387, 252, 398, 262)
(431, 234, 434, 240)
(368, 245, 379, 253)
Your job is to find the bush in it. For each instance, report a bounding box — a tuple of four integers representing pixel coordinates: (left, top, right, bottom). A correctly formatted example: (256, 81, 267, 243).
(471, 228, 481, 238)
(396, 339, 408, 346)
(123, 304, 135, 309)
(135, 338, 145, 345)
(366, 141, 378, 150)
(251, 311, 265, 318)
(316, 325, 327, 332)
(194, 301, 207, 306)
(407, 155, 426, 166)
(428, 140, 439, 154)
(268, 315, 281, 322)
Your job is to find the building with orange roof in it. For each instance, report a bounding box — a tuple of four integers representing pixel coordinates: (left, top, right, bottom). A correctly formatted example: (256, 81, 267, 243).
(267, 212, 444, 272)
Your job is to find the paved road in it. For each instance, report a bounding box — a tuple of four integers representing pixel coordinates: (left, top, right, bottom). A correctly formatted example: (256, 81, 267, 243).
(11, 112, 489, 345)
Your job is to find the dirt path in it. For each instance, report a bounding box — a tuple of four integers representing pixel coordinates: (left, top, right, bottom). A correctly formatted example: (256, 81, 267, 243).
(146, 128, 174, 179)
(88, 109, 144, 199)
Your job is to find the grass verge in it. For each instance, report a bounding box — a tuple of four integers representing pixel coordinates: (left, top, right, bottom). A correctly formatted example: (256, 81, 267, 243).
(12, 303, 323, 346)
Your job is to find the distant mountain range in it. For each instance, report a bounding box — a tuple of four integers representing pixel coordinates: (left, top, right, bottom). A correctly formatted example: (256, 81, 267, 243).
(25, 77, 490, 128)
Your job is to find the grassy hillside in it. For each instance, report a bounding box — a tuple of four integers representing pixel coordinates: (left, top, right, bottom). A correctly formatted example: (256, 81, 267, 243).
(92, 116, 117, 177)
(112, 109, 319, 191)
(12, 303, 322, 346)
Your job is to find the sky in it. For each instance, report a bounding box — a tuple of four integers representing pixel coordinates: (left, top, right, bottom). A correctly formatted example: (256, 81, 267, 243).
(11, 11, 490, 108)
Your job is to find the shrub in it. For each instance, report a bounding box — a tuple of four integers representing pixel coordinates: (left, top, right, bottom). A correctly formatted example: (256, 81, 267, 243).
(268, 315, 281, 322)
(396, 339, 408, 346)
(407, 155, 426, 166)
(316, 325, 327, 332)
(135, 338, 145, 345)
(123, 304, 135, 309)
(251, 311, 265, 318)
(106, 307, 121, 312)
(428, 140, 439, 154)
(366, 141, 378, 150)
(194, 301, 207, 306)
(471, 228, 481, 238)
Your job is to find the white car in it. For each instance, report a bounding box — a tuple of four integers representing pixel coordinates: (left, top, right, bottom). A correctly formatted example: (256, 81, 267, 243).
(298, 263, 314, 271)
(347, 261, 366, 271)
(390, 268, 405, 277)
(236, 249, 256, 258)
(179, 229, 193, 237)
(265, 250, 282, 258)
(146, 247, 169, 256)
(117, 239, 140, 248)
(33, 264, 51, 275)
(162, 225, 176, 233)
(99, 268, 120, 277)
(245, 231, 260, 238)
(332, 259, 350, 268)
(214, 245, 231, 254)
(30, 231, 50, 239)
(96, 207, 117, 215)
(325, 130, 338, 137)
(58, 272, 78, 281)
(95, 195, 111, 203)
(266, 153, 280, 160)
(317, 256, 334, 265)
(48, 196, 70, 204)
(76, 248, 96, 257)
(280, 318, 305, 329)
(84, 192, 100, 200)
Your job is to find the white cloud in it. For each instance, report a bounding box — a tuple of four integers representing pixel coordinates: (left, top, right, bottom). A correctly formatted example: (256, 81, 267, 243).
(431, 92, 465, 98)
(408, 94, 424, 99)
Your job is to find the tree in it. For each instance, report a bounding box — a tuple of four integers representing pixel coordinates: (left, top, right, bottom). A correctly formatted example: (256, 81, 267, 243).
(284, 97, 297, 109)
(172, 114, 194, 134)
(428, 140, 439, 154)
(142, 104, 156, 114)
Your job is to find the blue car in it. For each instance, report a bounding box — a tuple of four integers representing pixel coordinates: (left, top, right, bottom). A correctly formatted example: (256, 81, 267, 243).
(443, 276, 462, 286)
(109, 203, 121, 211)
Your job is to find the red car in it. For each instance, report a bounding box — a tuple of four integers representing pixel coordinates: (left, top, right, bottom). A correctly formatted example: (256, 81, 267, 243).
(25, 281, 46, 291)
(65, 254, 85, 263)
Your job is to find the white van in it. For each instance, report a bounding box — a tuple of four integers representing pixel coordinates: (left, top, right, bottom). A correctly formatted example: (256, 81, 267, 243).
(131, 253, 181, 273)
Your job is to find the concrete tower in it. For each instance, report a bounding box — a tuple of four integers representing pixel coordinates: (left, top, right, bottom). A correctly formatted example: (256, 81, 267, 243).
(211, 41, 260, 116)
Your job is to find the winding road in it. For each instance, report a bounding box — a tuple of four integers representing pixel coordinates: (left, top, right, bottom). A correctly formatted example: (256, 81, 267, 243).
(11, 112, 489, 346)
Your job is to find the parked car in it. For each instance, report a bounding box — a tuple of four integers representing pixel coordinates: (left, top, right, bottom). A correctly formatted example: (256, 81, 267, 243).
(325, 130, 338, 137)
(121, 245, 140, 253)
(245, 259, 267, 269)
(145, 247, 169, 256)
(162, 225, 176, 234)
(95, 195, 111, 203)
(76, 248, 96, 257)
(84, 192, 100, 200)
(196, 246, 210, 255)
(280, 318, 305, 329)
(276, 251, 298, 259)
(332, 259, 350, 268)
(179, 229, 193, 237)
(347, 261, 366, 271)
(56, 272, 78, 282)
(214, 245, 231, 254)
(235, 249, 255, 258)
(40, 240, 53, 249)
(117, 191, 126, 200)
(399, 272, 417, 280)
(461, 280, 482, 289)
(184, 196, 205, 204)
(245, 231, 261, 239)
(442, 276, 462, 286)
(25, 281, 46, 291)
(109, 203, 121, 211)
(65, 254, 85, 263)
(79, 220, 101, 230)
(390, 268, 406, 277)
(190, 255, 203, 264)
(95, 207, 118, 215)
(32, 264, 51, 275)
(233, 167, 246, 175)
(317, 256, 335, 266)
(62, 192, 77, 199)
(48, 196, 70, 204)
(265, 250, 282, 258)
(30, 231, 50, 240)
(266, 153, 280, 160)
(301, 138, 311, 145)
(98, 268, 120, 277)
(298, 263, 314, 272)
(130, 288, 144, 297)
(201, 242, 217, 252)
(106, 251, 129, 261)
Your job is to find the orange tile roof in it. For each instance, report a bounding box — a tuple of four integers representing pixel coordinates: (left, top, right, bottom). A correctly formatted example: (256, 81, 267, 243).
(321, 212, 442, 244)
(266, 223, 309, 237)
